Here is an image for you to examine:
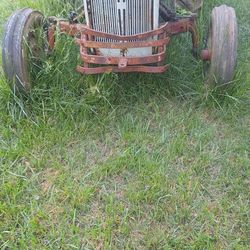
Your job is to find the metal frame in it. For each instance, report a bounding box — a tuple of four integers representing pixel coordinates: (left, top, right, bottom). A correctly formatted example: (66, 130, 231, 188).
(48, 16, 199, 74)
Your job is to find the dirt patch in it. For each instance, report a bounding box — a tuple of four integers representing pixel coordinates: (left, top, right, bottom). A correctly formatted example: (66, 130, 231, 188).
(43, 203, 65, 225)
(40, 168, 60, 194)
(66, 132, 120, 168)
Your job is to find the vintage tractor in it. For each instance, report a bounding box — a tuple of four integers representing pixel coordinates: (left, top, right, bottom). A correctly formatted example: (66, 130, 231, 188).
(2, 0, 238, 93)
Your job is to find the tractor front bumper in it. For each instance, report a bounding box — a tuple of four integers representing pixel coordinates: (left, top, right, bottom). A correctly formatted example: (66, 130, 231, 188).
(57, 17, 198, 74)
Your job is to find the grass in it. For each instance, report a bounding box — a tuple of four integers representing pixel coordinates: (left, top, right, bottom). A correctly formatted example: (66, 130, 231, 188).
(0, 0, 249, 249)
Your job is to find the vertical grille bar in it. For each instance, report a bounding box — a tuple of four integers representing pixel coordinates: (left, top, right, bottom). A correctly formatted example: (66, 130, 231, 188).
(85, 0, 159, 38)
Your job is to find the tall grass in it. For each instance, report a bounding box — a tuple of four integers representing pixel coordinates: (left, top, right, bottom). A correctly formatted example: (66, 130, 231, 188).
(0, 0, 249, 249)
(0, 0, 249, 121)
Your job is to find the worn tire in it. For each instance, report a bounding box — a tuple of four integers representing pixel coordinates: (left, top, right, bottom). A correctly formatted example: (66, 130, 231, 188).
(2, 8, 45, 93)
(206, 5, 238, 86)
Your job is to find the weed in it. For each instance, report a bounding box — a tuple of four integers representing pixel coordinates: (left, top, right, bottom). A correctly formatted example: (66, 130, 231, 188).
(0, 0, 249, 249)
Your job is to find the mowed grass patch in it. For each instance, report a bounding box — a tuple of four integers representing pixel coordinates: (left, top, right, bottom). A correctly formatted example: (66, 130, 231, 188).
(0, 0, 250, 249)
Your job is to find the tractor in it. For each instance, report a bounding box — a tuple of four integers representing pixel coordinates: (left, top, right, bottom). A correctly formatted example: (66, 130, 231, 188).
(2, 0, 238, 93)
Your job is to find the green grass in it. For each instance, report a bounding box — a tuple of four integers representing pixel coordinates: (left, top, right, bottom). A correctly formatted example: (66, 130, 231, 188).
(0, 0, 249, 249)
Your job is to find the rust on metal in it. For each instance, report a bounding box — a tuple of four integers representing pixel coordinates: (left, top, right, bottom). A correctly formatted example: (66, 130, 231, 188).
(76, 65, 169, 74)
(48, 25, 56, 50)
(118, 58, 128, 69)
(79, 52, 166, 65)
(76, 37, 171, 49)
(201, 49, 212, 61)
(58, 17, 198, 74)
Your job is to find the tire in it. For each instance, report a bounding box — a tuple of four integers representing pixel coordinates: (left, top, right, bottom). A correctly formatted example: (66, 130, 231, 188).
(2, 8, 46, 93)
(206, 5, 238, 86)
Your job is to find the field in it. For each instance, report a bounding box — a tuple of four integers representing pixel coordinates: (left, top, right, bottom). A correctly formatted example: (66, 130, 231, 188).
(0, 0, 249, 249)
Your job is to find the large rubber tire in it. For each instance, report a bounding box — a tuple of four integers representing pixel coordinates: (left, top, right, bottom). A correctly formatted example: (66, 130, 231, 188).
(206, 5, 238, 86)
(2, 8, 45, 93)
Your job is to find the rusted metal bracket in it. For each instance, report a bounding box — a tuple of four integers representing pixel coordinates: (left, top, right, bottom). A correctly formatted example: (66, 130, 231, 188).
(58, 17, 198, 74)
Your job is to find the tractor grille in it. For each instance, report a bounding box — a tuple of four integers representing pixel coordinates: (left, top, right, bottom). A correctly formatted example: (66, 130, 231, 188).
(84, 0, 159, 37)
(83, 0, 160, 56)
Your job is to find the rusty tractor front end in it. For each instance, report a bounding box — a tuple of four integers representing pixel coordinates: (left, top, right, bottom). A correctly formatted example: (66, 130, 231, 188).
(46, 0, 198, 74)
(2, 1, 238, 93)
(57, 17, 198, 74)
